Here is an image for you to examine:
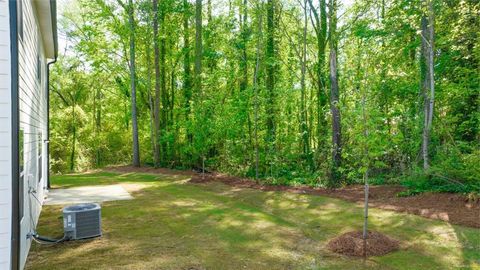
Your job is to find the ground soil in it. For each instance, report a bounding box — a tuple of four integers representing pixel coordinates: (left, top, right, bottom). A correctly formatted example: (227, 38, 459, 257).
(191, 173, 480, 228)
(108, 165, 195, 176)
(108, 166, 480, 228)
(327, 231, 400, 257)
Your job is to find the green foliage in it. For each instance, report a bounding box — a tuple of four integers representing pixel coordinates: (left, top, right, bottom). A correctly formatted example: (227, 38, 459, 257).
(399, 171, 480, 197)
(50, 0, 479, 194)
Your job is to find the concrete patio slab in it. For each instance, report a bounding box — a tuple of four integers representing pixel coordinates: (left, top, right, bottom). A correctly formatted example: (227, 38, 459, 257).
(44, 184, 133, 205)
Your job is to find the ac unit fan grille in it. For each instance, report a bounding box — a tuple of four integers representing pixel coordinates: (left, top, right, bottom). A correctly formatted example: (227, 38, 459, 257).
(75, 210, 101, 239)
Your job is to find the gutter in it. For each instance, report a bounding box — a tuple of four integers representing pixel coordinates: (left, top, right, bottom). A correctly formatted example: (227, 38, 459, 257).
(9, 0, 20, 269)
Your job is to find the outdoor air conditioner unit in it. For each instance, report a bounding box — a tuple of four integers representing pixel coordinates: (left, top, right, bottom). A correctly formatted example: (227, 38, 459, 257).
(63, 203, 102, 240)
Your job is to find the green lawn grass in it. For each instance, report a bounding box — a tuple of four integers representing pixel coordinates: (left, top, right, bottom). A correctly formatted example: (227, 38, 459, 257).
(26, 171, 480, 270)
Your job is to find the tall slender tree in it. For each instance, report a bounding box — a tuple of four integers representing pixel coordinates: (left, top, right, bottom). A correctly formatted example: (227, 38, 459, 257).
(153, 0, 161, 167)
(253, 0, 263, 180)
(183, 0, 193, 156)
(328, 0, 341, 182)
(300, 0, 310, 162)
(194, 0, 203, 95)
(420, 0, 435, 170)
(121, 0, 140, 167)
(308, 0, 328, 165)
(159, 0, 168, 163)
(239, 0, 248, 93)
(266, 0, 276, 171)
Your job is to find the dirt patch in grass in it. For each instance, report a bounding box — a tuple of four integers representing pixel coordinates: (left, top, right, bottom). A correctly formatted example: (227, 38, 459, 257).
(106, 165, 195, 177)
(189, 173, 480, 228)
(327, 231, 399, 257)
(119, 182, 151, 193)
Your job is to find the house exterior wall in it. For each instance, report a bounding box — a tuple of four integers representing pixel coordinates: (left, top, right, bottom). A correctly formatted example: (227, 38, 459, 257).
(18, 0, 50, 268)
(0, 0, 13, 269)
(0, 0, 50, 269)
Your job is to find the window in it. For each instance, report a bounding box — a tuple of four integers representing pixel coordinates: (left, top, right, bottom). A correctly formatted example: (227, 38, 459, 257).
(19, 129, 24, 220)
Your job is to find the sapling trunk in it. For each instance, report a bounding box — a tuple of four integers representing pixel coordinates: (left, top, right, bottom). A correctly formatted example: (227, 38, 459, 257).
(253, 2, 262, 182)
(363, 173, 369, 258)
(202, 156, 205, 179)
(360, 61, 369, 259)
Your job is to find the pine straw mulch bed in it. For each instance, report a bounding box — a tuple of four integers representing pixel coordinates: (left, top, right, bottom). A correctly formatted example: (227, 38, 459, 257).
(327, 231, 400, 257)
(107, 166, 480, 228)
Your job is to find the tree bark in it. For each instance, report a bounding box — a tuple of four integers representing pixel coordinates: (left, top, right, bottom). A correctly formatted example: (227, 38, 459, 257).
(70, 102, 76, 171)
(301, 0, 311, 161)
(194, 0, 203, 95)
(145, 29, 156, 168)
(128, 0, 140, 167)
(153, 0, 161, 167)
(239, 0, 248, 92)
(266, 0, 276, 156)
(308, 0, 328, 166)
(328, 0, 341, 182)
(160, 1, 168, 164)
(253, 1, 263, 181)
(183, 0, 193, 162)
(421, 0, 435, 170)
(207, 0, 212, 24)
(93, 86, 102, 166)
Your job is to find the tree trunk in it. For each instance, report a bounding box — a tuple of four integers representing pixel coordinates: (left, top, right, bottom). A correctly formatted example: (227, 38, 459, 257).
(300, 0, 310, 163)
(194, 0, 204, 169)
(253, 1, 263, 181)
(93, 86, 102, 166)
(70, 103, 76, 171)
(160, 1, 168, 164)
(357, 42, 370, 257)
(308, 0, 328, 167)
(239, 0, 248, 92)
(421, 0, 435, 171)
(146, 33, 156, 166)
(183, 0, 193, 164)
(328, 0, 341, 182)
(170, 68, 176, 163)
(128, 0, 140, 167)
(153, 0, 161, 167)
(194, 0, 203, 95)
(266, 0, 276, 169)
(207, 0, 212, 24)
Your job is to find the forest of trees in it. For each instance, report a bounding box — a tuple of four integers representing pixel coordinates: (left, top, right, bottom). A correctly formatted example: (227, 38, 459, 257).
(50, 0, 479, 192)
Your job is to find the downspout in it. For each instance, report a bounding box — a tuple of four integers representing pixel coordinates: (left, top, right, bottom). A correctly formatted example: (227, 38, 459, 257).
(46, 59, 56, 189)
(9, 0, 20, 269)
(46, 0, 58, 189)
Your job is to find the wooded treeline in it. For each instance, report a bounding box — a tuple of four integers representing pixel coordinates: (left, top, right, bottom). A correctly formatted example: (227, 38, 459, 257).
(50, 0, 479, 191)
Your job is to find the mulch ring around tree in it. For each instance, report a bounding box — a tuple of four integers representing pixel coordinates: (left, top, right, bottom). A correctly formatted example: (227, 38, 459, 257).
(327, 231, 400, 257)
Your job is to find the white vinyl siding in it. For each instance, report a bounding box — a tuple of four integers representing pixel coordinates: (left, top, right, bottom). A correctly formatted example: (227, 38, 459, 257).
(0, 0, 12, 269)
(0, 0, 52, 268)
(17, 0, 49, 268)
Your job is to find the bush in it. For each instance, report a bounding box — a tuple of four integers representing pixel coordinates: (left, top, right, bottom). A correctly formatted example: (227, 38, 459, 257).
(399, 171, 480, 197)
